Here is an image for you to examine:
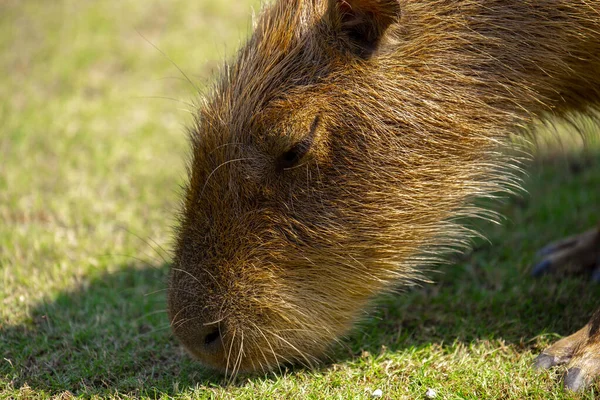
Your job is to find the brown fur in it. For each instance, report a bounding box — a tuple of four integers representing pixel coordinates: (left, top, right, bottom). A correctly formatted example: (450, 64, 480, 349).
(167, 0, 600, 375)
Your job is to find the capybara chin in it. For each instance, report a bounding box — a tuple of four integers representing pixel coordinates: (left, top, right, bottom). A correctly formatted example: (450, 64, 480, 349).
(167, 0, 600, 377)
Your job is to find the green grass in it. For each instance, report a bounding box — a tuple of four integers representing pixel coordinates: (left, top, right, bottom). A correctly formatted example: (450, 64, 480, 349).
(1, 1, 600, 398)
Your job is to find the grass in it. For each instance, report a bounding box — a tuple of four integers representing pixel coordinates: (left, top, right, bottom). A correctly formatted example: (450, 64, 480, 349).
(1, 1, 600, 398)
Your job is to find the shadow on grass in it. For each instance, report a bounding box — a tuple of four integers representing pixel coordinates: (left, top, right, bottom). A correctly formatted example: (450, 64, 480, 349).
(1, 262, 224, 396)
(2, 153, 599, 396)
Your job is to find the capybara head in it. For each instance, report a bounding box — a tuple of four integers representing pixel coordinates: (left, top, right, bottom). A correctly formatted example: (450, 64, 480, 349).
(167, 0, 546, 374)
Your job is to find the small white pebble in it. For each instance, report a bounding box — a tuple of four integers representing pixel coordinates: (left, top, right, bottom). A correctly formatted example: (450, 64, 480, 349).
(372, 388, 383, 398)
(425, 388, 437, 399)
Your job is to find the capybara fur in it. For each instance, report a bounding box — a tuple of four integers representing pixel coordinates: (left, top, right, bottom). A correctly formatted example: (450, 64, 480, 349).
(168, 0, 600, 375)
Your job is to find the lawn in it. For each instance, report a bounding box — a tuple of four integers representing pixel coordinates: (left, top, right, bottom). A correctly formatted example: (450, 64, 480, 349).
(1, 1, 600, 399)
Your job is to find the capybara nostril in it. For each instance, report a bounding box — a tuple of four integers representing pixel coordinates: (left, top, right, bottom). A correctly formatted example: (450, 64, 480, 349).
(170, 317, 229, 370)
(202, 326, 222, 353)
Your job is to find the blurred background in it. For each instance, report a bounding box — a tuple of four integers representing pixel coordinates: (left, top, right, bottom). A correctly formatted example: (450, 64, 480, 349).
(1, 0, 260, 313)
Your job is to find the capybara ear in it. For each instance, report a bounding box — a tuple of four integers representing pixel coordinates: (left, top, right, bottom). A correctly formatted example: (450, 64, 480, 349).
(326, 0, 401, 58)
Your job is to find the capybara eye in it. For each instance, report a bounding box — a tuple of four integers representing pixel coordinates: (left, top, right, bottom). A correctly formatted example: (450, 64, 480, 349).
(278, 142, 309, 170)
(277, 115, 320, 171)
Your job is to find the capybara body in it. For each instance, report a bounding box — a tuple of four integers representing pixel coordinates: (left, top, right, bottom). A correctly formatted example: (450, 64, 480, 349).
(168, 0, 600, 374)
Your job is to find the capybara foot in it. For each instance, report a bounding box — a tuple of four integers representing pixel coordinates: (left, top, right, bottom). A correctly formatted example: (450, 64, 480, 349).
(535, 309, 600, 391)
(531, 225, 600, 278)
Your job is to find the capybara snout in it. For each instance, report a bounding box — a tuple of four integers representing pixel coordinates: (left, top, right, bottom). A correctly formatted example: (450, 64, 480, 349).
(168, 0, 600, 374)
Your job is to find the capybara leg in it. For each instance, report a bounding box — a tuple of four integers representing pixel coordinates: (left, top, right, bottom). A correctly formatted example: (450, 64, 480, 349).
(531, 225, 600, 278)
(535, 309, 600, 391)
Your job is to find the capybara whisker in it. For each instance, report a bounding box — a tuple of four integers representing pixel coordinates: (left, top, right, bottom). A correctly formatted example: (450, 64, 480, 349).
(169, 304, 202, 328)
(170, 268, 205, 287)
(100, 253, 162, 268)
(254, 326, 284, 373)
(119, 225, 171, 264)
(200, 157, 255, 199)
(137, 95, 196, 111)
(135, 309, 169, 321)
(138, 30, 201, 94)
(145, 235, 171, 264)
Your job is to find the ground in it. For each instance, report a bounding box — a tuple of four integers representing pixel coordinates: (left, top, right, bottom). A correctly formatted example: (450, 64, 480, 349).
(1, 1, 600, 399)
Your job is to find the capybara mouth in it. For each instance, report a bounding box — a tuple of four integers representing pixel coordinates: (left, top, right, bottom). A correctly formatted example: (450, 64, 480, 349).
(168, 0, 600, 377)
(167, 297, 340, 374)
(174, 328, 319, 375)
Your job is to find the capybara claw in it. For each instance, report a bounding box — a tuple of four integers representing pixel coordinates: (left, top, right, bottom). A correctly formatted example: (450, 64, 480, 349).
(533, 353, 564, 370)
(531, 260, 552, 277)
(531, 227, 600, 278)
(564, 367, 587, 391)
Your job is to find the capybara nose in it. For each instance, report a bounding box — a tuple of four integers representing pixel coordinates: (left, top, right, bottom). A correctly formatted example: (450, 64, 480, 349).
(176, 323, 230, 370)
(174, 320, 227, 364)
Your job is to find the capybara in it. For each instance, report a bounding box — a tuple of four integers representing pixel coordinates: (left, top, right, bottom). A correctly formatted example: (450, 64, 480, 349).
(167, 0, 600, 390)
